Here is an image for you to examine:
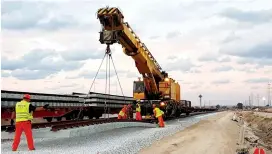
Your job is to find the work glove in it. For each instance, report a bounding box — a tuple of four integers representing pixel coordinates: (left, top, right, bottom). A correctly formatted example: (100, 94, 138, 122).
(43, 104, 49, 109)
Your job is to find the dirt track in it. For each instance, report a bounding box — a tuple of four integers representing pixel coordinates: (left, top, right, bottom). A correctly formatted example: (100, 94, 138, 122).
(139, 111, 240, 154)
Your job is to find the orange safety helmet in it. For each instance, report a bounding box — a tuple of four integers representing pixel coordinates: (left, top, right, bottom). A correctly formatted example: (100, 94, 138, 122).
(23, 94, 31, 100)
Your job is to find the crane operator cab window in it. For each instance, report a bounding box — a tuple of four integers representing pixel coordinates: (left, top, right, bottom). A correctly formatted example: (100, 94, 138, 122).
(133, 81, 145, 93)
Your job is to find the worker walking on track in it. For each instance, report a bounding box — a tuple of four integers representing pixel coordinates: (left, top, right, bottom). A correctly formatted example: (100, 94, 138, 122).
(152, 104, 165, 127)
(118, 105, 127, 119)
(135, 100, 142, 121)
(12, 94, 49, 151)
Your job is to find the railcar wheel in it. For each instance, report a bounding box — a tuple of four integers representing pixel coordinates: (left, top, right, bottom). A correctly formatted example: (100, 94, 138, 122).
(56, 117, 62, 121)
(46, 117, 53, 122)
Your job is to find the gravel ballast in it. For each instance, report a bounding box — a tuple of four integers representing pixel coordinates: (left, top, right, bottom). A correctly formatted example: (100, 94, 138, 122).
(1, 112, 217, 154)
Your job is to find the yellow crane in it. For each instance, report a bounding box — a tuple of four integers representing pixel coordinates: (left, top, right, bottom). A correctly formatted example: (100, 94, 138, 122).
(96, 7, 182, 117)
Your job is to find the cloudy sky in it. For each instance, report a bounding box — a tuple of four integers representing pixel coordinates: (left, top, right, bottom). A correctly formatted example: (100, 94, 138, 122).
(1, 0, 272, 106)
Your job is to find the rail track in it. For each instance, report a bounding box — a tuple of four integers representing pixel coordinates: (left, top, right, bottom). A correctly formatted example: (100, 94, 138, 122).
(1, 111, 217, 132)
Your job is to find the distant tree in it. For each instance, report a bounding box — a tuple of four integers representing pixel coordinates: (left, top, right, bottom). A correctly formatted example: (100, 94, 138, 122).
(216, 104, 220, 109)
(237, 103, 243, 109)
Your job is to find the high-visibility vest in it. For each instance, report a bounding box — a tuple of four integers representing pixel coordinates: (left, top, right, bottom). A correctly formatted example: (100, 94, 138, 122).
(15, 100, 33, 122)
(119, 108, 126, 116)
(153, 107, 164, 118)
(119, 111, 125, 116)
(136, 104, 141, 112)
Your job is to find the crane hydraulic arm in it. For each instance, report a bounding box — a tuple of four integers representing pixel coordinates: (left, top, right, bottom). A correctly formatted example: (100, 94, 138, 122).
(96, 7, 180, 101)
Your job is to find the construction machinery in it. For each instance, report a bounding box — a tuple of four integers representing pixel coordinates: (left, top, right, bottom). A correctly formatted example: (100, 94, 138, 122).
(96, 7, 196, 118)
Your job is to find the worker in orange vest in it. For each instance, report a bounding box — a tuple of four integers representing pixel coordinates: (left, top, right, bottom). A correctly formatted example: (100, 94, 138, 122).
(118, 105, 127, 119)
(12, 94, 49, 151)
(152, 104, 165, 127)
(135, 100, 142, 120)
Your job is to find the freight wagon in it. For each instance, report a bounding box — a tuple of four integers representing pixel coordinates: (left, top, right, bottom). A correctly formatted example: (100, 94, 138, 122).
(1, 90, 134, 123)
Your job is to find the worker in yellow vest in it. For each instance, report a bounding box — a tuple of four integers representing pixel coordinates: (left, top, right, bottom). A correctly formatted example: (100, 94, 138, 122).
(12, 94, 49, 151)
(135, 100, 142, 120)
(152, 104, 165, 127)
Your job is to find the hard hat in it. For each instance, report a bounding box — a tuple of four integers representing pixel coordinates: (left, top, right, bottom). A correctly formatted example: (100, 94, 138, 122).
(23, 94, 31, 100)
(137, 99, 141, 102)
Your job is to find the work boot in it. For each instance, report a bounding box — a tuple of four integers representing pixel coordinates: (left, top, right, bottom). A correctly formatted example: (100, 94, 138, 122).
(29, 148, 35, 151)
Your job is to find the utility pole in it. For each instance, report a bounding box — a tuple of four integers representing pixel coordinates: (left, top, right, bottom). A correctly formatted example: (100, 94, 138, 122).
(248, 96, 251, 108)
(251, 93, 254, 107)
(199, 94, 202, 108)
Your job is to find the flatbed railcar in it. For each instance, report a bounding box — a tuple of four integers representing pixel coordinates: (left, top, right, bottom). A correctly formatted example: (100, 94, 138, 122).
(1, 90, 134, 123)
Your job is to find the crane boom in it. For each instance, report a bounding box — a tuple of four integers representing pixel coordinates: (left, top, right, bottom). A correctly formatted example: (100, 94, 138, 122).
(97, 7, 180, 101)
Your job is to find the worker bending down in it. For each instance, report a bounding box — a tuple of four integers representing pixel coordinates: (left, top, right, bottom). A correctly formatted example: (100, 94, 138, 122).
(152, 104, 165, 127)
(135, 100, 142, 120)
(126, 104, 133, 119)
(12, 94, 49, 151)
(118, 105, 127, 119)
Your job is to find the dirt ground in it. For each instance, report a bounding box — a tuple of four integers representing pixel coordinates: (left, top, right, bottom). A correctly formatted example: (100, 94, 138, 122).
(242, 111, 272, 152)
(139, 111, 240, 154)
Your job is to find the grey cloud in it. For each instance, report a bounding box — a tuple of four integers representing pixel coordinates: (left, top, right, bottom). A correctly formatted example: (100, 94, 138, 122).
(167, 56, 177, 60)
(1, 49, 96, 80)
(198, 54, 231, 63)
(237, 58, 272, 67)
(1, 71, 11, 77)
(1, 1, 24, 14)
(198, 54, 218, 62)
(1, 57, 25, 70)
(37, 15, 77, 30)
(61, 50, 104, 61)
(1, 1, 76, 31)
(211, 79, 230, 84)
(190, 85, 201, 89)
(59, 83, 78, 88)
(10, 69, 58, 80)
(149, 36, 160, 40)
(163, 58, 196, 72)
(126, 72, 138, 78)
(237, 67, 256, 73)
(211, 66, 233, 72)
(219, 57, 231, 62)
(79, 71, 115, 79)
(189, 69, 202, 73)
(65, 75, 79, 79)
(221, 33, 240, 44)
(166, 31, 181, 39)
(226, 42, 272, 59)
(22, 49, 57, 62)
(245, 78, 271, 83)
(220, 8, 272, 24)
